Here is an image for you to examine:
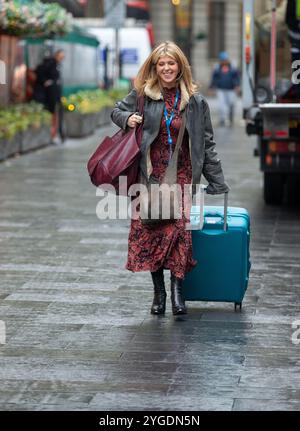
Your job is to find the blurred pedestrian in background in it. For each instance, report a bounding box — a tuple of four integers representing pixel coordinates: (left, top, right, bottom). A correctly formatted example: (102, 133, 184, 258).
(209, 51, 240, 127)
(33, 49, 65, 142)
(111, 41, 229, 316)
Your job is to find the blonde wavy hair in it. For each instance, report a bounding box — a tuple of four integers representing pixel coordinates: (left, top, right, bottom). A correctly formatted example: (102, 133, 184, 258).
(134, 41, 198, 97)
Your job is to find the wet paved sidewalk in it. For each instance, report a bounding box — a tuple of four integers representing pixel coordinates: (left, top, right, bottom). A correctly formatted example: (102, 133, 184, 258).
(0, 99, 300, 411)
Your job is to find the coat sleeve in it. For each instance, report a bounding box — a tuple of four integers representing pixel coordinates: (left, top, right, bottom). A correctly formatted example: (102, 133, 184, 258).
(201, 98, 230, 194)
(111, 88, 138, 130)
(209, 67, 218, 89)
(233, 68, 241, 87)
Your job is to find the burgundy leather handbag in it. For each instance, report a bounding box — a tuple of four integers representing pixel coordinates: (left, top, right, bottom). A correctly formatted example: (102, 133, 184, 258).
(87, 96, 144, 195)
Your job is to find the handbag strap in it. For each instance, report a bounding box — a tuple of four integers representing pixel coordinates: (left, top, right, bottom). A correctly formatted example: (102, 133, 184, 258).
(137, 95, 145, 115)
(163, 110, 186, 186)
(135, 95, 145, 147)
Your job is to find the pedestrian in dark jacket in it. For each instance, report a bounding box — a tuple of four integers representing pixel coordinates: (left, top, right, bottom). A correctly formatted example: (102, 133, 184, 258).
(33, 49, 65, 140)
(210, 51, 240, 126)
(111, 41, 229, 316)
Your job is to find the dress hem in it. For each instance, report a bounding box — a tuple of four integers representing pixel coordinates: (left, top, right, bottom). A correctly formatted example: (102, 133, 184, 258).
(126, 259, 197, 279)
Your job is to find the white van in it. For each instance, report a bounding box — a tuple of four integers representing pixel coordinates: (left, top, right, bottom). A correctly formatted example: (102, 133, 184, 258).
(87, 25, 152, 86)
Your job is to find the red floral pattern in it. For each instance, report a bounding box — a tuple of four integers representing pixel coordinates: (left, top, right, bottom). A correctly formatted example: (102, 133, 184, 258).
(126, 87, 197, 279)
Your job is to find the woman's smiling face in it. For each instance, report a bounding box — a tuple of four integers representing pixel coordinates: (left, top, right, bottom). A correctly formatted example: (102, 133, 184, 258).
(156, 55, 179, 88)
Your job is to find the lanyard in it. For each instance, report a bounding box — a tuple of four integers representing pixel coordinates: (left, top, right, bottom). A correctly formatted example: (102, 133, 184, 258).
(164, 88, 180, 160)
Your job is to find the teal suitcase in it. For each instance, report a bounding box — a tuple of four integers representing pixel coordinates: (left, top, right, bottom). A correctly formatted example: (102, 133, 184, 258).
(183, 191, 251, 310)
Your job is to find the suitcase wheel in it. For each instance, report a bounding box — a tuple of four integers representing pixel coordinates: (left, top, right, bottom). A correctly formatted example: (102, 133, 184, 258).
(234, 302, 242, 312)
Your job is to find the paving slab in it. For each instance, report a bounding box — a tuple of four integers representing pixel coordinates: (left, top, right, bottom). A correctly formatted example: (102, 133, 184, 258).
(0, 101, 300, 411)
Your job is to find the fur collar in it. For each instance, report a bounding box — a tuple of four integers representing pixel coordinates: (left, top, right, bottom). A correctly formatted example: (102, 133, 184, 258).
(144, 80, 190, 111)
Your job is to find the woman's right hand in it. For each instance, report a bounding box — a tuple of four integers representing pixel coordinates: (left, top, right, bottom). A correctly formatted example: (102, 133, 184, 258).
(127, 113, 143, 128)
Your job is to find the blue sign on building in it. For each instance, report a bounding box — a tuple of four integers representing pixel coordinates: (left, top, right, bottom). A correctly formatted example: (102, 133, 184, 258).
(121, 49, 139, 64)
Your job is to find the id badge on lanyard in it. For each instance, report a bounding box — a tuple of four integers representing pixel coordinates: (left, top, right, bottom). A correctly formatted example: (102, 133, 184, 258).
(164, 88, 180, 162)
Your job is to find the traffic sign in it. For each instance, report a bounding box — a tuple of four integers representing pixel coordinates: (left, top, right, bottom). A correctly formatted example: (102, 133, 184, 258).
(104, 0, 126, 28)
(121, 48, 138, 64)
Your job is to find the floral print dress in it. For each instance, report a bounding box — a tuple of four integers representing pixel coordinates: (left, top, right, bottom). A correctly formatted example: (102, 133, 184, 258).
(126, 87, 197, 279)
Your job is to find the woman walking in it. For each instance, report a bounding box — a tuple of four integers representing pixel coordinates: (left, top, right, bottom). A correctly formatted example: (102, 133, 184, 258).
(111, 41, 229, 316)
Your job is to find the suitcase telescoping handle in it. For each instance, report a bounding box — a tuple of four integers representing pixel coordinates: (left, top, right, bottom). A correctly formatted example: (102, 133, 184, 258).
(199, 185, 228, 231)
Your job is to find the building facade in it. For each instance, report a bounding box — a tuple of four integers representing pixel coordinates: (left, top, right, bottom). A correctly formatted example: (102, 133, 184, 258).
(149, 0, 243, 90)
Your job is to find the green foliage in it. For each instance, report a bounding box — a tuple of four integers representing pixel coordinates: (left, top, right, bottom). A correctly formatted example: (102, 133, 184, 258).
(0, 102, 51, 140)
(61, 88, 129, 114)
(0, 0, 72, 37)
(106, 87, 131, 102)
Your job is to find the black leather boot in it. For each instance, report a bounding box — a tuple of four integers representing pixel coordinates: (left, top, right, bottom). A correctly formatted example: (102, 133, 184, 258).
(150, 268, 166, 315)
(170, 273, 187, 315)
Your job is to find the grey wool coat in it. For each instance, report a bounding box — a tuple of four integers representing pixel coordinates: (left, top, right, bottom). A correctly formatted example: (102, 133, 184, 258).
(111, 80, 230, 195)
